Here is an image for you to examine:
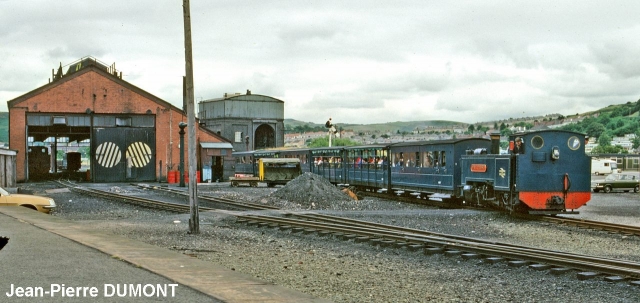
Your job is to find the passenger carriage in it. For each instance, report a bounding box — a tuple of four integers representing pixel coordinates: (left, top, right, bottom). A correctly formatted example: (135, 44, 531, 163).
(309, 147, 345, 184)
(388, 138, 492, 198)
(342, 144, 389, 190)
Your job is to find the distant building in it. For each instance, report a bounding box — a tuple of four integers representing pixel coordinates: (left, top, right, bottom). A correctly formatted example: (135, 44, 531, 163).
(611, 134, 635, 151)
(198, 91, 284, 152)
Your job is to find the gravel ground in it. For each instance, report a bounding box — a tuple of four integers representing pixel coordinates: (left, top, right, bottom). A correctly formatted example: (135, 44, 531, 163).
(22, 180, 640, 303)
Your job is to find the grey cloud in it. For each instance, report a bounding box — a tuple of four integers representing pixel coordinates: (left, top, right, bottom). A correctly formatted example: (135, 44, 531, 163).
(591, 41, 640, 79)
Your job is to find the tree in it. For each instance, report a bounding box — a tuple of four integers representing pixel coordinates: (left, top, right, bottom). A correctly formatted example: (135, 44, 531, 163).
(307, 136, 359, 148)
(597, 133, 612, 146)
(500, 128, 513, 137)
(591, 144, 627, 154)
(56, 150, 65, 160)
(585, 123, 606, 138)
(468, 125, 475, 133)
(78, 146, 91, 158)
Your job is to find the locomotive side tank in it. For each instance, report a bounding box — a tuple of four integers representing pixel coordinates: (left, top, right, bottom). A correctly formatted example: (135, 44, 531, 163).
(461, 130, 591, 214)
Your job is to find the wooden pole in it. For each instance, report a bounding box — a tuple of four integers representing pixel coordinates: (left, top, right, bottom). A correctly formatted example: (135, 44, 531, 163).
(183, 0, 199, 234)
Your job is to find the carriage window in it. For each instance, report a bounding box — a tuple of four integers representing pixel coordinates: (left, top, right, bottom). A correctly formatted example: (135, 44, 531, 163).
(414, 152, 420, 167)
(394, 152, 404, 167)
(441, 151, 446, 166)
(434, 151, 440, 166)
(424, 151, 433, 167)
(404, 153, 415, 167)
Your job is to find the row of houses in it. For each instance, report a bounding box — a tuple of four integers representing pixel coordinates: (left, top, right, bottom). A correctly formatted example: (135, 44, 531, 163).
(585, 134, 638, 154)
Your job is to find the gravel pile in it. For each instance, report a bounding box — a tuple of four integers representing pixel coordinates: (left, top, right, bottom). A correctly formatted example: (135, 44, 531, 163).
(255, 172, 351, 210)
(254, 172, 415, 212)
(23, 181, 640, 303)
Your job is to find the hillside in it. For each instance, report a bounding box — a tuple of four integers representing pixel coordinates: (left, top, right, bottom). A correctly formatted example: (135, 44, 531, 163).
(284, 118, 465, 133)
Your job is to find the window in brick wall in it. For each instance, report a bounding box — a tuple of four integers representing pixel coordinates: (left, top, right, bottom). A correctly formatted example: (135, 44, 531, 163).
(116, 117, 132, 127)
(52, 116, 67, 125)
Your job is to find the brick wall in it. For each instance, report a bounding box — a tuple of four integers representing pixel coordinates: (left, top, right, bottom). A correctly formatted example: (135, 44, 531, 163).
(8, 68, 226, 181)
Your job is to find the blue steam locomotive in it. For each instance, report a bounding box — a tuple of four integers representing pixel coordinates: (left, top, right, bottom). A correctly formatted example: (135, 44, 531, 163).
(232, 129, 591, 215)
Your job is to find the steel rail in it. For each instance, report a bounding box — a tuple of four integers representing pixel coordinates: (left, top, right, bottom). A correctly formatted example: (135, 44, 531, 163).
(53, 181, 640, 280)
(292, 213, 640, 270)
(538, 216, 640, 236)
(238, 213, 640, 279)
(134, 184, 279, 210)
(53, 181, 215, 213)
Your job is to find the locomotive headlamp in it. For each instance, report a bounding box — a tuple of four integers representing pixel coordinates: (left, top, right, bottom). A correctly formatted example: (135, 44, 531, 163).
(551, 146, 560, 160)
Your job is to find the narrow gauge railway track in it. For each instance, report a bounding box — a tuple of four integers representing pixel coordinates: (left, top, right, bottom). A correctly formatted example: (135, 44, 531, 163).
(133, 184, 279, 211)
(366, 190, 640, 237)
(56, 181, 640, 284)
(53, 180, 216, 213)
(236, 213, 640, 284)
(360, 189, 461, 209)
(537, 216, 640, 237)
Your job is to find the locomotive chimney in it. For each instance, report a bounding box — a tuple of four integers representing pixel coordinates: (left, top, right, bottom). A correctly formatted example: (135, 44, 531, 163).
(489, 131, 501, 154)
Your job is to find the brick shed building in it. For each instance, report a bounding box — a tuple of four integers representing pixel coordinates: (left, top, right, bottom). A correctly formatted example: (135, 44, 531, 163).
(7, 57, 233, 183)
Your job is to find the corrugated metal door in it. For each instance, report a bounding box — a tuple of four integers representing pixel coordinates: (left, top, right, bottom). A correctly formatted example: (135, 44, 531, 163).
(93, 128, 156, 182)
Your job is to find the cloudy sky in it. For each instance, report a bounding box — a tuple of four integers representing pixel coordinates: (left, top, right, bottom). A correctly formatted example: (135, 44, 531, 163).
(1, 1, 639, 125)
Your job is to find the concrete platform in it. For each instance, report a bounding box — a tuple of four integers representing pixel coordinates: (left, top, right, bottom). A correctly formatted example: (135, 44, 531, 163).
(0, 206, 330, 303)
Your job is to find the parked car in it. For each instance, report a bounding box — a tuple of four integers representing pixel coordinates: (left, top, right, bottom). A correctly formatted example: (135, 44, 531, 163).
(0, 187, 56, 213)
(593, 174, 640, 193)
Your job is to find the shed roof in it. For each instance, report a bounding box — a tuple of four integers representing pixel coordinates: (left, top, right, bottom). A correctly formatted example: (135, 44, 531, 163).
(200, 142, 234, 149)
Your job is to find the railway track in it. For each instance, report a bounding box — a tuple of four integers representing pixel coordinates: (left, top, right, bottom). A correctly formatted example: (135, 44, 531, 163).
(367, 188, 640, 237)
(539, 216, 640, 237)
(237, 212, 640, 284)
(53, 181, 640, 285)
(53, 180, 215, 213)
(133, 183, 279, 211)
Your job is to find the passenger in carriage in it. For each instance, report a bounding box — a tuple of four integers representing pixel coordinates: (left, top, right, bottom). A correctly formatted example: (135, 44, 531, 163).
(382, 157, 388, 169)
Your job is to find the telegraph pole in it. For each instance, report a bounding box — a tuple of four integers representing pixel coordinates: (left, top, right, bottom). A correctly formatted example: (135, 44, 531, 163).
(183, 0, 199, 234)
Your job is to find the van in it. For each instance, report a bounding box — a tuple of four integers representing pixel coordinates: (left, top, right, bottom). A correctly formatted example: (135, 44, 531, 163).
(591, 159, 618, 175)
